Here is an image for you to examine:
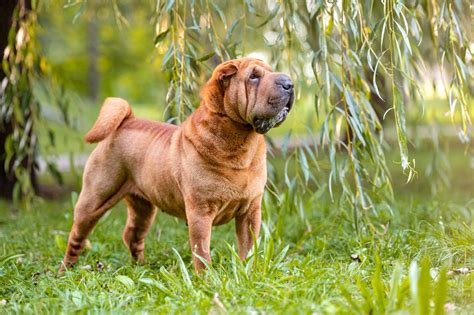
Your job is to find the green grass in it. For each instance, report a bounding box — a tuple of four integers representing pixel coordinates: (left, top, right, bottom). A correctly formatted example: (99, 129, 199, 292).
(1, 144, 473, 313)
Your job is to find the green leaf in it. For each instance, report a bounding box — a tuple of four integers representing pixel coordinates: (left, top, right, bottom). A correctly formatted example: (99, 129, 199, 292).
(395, 21, 412, 55)
(154, 29, 170, 46)
(47, 162, 64, 185)
(71, 290, 83, 307)
(138, 278, 156, 285)
(47, 129, 55, 147)
(257, 4, 280, 28)
(340, 283, 363, 313)
(116, 275, 135, 290)
(70, 191, 78, 209)
(433, 266, 448, 315)
(172, 248, 192, 288)
(161, 46, 175, 68)
(197, 51, 216, 62)
(387, 263, 404, 311)
(55, 235, 66, 251)
(225, 17, 242, 42)
(418, 257, 431, 315)
(1, 254, 24, 264)
(211, 3, 227, 29)
(298, 148, 310, 183)
(371, 254, 386, 313)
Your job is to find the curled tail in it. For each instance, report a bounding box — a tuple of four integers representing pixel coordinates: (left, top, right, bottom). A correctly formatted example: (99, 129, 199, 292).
(84, 97, 133, 143)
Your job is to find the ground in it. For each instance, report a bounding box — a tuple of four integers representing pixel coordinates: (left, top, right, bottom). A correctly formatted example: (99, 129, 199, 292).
(0, 143, 472, 314)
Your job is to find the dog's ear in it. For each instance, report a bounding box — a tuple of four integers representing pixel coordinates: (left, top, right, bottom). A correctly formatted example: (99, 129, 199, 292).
(215, 61, 238, 91)
(200, 60, 239, 114)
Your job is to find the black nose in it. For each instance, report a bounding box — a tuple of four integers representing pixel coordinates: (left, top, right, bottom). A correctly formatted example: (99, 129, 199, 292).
(275, 75, 294, 91)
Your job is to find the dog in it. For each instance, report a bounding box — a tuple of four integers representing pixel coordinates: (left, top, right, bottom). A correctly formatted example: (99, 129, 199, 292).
(60, 58, 294, 272)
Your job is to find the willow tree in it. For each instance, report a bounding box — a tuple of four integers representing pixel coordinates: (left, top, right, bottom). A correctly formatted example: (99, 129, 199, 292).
(2, 0, 472, 232)
(1, 0, 69, 202)
(0, 0, 39, 201)
(150, 0, 472, 232)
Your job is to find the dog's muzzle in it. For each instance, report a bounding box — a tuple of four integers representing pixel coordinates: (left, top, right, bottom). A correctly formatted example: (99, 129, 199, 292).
(253, 89, 294, 134)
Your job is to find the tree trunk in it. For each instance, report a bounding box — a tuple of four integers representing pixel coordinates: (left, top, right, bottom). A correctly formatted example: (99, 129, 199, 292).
(0, 1, 18, 199)
(0, 0, 34, 200)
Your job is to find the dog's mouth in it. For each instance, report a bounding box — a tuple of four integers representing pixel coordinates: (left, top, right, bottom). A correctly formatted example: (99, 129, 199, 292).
(253, 94, 294, 134)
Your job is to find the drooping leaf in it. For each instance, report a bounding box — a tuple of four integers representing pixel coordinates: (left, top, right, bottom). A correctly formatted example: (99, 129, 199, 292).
(154, 28, 170, 46)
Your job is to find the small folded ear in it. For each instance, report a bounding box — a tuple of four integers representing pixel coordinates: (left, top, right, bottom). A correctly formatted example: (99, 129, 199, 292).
(200, 60, 240, 114)
(215, 61, 238, 91)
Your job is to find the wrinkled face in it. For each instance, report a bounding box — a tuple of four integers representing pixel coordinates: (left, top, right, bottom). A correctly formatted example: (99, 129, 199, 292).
(207, 58, 294, 134)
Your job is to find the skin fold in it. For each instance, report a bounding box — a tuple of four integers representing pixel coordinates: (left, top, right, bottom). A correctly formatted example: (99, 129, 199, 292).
(60, 58, 294, 272)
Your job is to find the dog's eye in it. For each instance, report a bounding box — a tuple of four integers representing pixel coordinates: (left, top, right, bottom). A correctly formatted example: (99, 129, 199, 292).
(249, 73, 260, 81)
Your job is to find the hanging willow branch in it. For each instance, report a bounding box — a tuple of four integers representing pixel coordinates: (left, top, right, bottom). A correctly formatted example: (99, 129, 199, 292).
(146, 0, 472, 231)
(1, 1, 42, 203)
(1, 1, 72, 202)
(5, 0, 470, 230)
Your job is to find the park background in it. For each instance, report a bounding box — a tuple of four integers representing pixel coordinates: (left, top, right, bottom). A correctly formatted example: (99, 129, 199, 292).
(0, 0, 472, 313)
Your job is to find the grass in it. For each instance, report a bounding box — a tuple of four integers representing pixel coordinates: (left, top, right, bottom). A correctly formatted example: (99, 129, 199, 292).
(0, 143, 473, 313)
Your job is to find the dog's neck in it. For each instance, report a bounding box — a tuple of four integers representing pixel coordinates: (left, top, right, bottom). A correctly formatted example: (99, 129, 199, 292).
(183, 104, 265, 169)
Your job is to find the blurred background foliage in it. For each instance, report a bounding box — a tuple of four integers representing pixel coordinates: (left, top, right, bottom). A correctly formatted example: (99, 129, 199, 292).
(40, 0, 167, 103)
(0, 0, 472, 231)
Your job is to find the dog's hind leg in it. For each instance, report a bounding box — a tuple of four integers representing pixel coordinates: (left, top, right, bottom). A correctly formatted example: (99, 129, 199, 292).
(122, 195, 157, 264)
(60, 184, 129, 272)
(60, 151, 129, 272)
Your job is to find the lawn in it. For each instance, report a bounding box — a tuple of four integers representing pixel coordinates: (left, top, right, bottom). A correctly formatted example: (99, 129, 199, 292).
(0, 142, 472, 314)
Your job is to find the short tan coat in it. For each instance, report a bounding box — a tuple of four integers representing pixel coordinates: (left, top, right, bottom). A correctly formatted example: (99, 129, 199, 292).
(60, 58, 294, 271)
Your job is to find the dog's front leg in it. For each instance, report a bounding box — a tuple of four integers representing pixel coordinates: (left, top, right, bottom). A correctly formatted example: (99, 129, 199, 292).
(235, 196, 262, 260)
(186, 207, 214, 272)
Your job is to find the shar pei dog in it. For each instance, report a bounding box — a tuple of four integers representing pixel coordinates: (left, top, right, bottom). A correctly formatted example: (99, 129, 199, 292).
(60, 57, 294, 272)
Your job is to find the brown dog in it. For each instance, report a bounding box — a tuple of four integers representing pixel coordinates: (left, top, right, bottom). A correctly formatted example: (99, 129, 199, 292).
(60, 58, 294, 272)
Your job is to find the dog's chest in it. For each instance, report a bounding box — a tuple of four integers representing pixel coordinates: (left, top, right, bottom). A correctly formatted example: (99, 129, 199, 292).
(183, 164, 265, 224)
(205, 165, 265, 197)
(213, 198, 251, 225)
(212, 169, 266, 224)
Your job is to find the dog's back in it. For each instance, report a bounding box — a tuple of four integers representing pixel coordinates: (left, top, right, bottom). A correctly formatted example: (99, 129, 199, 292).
(84, 97, 178, 144)
(119, 117, 177, 143)
(82, 98, 182, 214)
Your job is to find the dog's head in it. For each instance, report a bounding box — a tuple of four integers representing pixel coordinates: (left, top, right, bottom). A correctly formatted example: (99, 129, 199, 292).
(201, 58, 294, 134)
